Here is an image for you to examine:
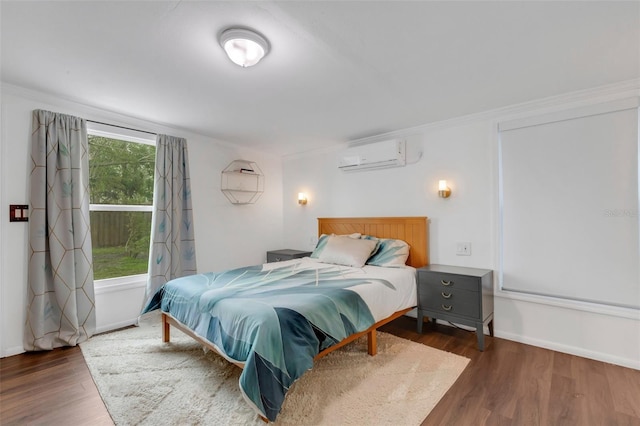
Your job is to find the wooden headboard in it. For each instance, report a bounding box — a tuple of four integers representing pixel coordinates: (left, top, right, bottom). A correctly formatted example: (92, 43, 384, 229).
(317, 217, 429, 268)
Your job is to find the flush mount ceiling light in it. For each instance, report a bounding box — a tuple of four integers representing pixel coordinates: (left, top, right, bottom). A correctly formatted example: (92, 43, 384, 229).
(219, 28, 270, 67)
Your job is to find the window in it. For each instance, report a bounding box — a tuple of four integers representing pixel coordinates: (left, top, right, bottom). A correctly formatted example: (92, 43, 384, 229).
(498, 100, 639, 309)
(88, 125, 156, 282)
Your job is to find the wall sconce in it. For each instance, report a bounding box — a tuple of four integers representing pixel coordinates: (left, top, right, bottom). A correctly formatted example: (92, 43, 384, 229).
(298, 193, 308, 205)
(438, 180, 451, 198)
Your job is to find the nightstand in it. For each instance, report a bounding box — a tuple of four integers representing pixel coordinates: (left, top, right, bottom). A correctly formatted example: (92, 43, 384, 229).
(266, 249, 312, 263)
(416, 264, 494, 351)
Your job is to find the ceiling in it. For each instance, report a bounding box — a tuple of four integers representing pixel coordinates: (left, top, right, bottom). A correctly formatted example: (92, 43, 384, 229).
(1, 1, 638, 156)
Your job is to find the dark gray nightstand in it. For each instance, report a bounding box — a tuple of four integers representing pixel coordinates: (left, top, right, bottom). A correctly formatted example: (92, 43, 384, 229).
(266, 249, 312, 263)
(416, 264, 494, 351)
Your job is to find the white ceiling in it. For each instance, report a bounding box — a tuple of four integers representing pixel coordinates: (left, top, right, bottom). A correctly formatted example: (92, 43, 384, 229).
(1, 1, 638, 156)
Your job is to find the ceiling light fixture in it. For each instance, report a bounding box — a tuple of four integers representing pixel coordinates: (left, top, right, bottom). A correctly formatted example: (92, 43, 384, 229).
(219, 28, 270, 68)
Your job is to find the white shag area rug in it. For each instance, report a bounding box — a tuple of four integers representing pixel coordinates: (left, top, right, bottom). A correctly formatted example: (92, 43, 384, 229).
(80, 311, 469, 426)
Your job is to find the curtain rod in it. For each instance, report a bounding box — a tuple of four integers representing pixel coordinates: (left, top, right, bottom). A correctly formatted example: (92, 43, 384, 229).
(87, 119, 157, 136)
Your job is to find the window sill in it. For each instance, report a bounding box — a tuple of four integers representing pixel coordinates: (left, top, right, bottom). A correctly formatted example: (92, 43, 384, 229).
(495, 288, 640, 320)
(94, 274, 147, 294)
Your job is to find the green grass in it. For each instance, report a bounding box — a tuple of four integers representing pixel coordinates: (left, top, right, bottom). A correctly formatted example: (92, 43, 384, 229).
(93, 246, 148, 280)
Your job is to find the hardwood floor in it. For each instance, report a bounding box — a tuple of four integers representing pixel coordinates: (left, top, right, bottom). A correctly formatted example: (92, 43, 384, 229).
(381, 317, 640, 426)
(1, 318, 639, 425)
(0, 346, 112, 425)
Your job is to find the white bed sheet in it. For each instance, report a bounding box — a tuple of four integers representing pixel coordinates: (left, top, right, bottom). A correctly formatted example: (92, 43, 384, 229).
(262, 257, 417, 322)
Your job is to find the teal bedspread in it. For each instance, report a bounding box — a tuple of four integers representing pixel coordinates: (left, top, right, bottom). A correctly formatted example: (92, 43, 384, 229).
(142, 262, 397, 421)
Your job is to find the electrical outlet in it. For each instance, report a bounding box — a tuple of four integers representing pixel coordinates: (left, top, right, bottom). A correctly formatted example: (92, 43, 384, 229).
(456, 242, 471, 256)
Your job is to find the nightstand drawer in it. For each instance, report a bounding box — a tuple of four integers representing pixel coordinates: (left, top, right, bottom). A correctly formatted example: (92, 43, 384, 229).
(418, 271, 479, 292)
(419, 285, 479, 319)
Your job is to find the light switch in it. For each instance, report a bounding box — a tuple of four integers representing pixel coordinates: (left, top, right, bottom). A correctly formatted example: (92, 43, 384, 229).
(9, 205, 29, 222)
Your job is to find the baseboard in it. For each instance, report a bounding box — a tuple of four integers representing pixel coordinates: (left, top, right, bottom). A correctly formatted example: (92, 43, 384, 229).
(496, 330, 640, 371)
(1, 319, 139, 357)
(95, 317, 139, 335)
(405, 309, 492, 334)
(2, 345, 25, 358)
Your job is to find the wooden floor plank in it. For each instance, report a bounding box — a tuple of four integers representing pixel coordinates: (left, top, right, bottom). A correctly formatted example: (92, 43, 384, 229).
(1, 315, 639, 426)
(604, 361, 640, 419)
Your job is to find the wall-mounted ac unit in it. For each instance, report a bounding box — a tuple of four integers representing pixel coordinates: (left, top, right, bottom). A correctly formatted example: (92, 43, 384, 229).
(338, 139, 406, 172)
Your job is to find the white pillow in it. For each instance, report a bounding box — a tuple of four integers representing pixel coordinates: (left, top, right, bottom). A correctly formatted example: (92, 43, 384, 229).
(318, 235, 377, 267)
(310, 233, 361, 258)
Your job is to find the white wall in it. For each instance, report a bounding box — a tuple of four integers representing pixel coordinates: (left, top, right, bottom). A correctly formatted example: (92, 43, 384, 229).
(283, 121, 495, 268)
(0, 84, 284, 357)
(282, 81, 640, 370)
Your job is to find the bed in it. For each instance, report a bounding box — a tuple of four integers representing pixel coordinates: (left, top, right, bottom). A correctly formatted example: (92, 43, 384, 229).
(143, 216, 428, 422)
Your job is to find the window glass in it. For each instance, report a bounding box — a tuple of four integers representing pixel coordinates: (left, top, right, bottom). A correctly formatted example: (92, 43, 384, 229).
(88, 134, 155, 280)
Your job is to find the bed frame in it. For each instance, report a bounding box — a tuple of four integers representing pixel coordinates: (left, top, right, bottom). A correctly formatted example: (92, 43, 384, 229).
(160, 216, 428, 419)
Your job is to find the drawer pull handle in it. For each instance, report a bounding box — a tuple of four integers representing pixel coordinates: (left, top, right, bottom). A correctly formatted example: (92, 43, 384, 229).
(275, 257, 281, 262)
(442, 304, 452, 311)
(441, 280, 452, 286)
(441, 292, 452, 299)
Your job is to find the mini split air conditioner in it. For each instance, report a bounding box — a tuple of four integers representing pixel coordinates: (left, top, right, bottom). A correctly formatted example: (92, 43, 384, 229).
(338, 139, 406, 172)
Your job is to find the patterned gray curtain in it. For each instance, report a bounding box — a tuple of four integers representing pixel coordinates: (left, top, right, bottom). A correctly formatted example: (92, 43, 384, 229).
(143, 134, 197, 308)
(25, 110, 96, 350)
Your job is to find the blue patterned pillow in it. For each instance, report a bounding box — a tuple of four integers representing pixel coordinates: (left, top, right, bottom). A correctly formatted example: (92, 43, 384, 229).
(363, 237, 410, 267)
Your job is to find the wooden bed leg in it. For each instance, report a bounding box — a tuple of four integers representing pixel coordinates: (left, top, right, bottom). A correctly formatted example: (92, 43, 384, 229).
(367, 329, 377, 356)
(162, 313, 170, 343)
